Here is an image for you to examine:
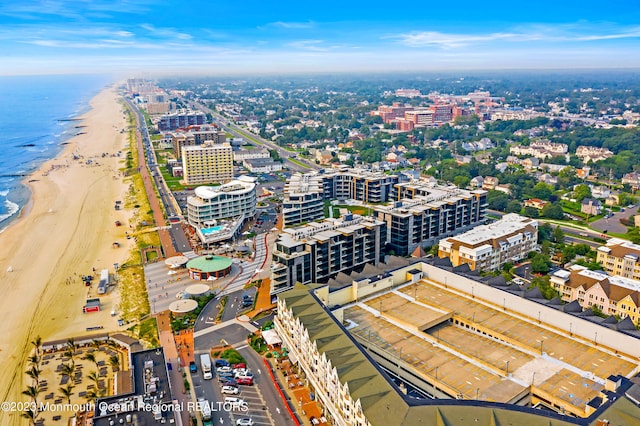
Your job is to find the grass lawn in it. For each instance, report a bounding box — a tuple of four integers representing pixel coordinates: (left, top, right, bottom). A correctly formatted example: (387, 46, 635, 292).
(289, 158, 312, 169)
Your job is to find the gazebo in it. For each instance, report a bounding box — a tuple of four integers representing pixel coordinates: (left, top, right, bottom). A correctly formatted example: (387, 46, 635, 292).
(186, 255, 233, 281)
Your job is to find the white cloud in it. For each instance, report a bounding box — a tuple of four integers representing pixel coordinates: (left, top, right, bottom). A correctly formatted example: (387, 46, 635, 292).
(265, 21, 315, 29)
(390, 24, 640, 48)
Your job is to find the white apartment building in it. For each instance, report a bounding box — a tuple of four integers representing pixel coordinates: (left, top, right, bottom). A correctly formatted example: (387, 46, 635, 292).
(186, 176, 256, 227)
(182, 142, 233, 185)
(438, 213, 538, 271)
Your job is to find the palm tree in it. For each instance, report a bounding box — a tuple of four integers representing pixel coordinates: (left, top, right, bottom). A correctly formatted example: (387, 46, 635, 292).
(87, 371, 100, 390)
(22, 385, 40, 405)
(31, 335, 42, 357)
(84, 389, 97, 403)
(59, 362, 75, 380)
(22, 409, 37, 426)
(27, 354, 41, 367)
(25, 366, 41, 385)
(65, 338, 77, 364)
(58, 384, 75, 404)
(83, 352, 99, 370)
(109, 355, 120, 371)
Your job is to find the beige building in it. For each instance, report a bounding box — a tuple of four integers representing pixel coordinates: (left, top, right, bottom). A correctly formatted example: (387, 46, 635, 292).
(181, 142, 233, 185)
(596, 238, 640, 280)
(438, 214, 538, 271)
(550, 265, 640, 325)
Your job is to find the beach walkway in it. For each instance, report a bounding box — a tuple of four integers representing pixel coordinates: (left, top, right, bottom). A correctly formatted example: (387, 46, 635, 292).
(131, 110, 178, 258)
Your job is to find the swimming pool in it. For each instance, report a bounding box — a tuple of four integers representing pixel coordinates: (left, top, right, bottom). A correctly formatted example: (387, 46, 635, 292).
(201, 225, 224, 235)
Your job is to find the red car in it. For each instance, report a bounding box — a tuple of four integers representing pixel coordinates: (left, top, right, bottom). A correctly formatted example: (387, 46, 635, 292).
(233, 363, 247, 369)
(237, 376, 253, 386)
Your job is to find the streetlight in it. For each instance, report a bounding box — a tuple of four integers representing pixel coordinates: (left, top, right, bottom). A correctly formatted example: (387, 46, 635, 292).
(569, 322, 572, 336)
(505, 360, 510, 376)
(531, 372, 536, 386)
(595, 331, 598, 345)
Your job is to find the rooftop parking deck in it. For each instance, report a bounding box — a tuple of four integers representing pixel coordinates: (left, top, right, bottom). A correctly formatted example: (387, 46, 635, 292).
(342, 278, 638, 417)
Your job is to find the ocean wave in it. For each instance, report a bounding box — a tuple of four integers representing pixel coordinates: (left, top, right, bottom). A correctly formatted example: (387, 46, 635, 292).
(0, 190, 8, 197)
(0, 198, 19, 223)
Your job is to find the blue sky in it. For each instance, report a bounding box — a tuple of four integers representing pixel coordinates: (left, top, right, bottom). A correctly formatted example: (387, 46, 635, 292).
(2, 0, 640, 75)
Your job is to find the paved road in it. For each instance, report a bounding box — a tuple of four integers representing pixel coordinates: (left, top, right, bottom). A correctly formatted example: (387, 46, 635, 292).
(124, 97, 178, 257)
(192, 322, 294, 426)
(190, 100, 318, 173)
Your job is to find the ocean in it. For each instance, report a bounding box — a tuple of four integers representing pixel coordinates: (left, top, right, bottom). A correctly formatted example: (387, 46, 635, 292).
(0, 74, 110, 229)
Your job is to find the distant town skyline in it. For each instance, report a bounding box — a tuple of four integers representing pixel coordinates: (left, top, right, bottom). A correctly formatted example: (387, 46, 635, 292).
(2, 0, 640, 75)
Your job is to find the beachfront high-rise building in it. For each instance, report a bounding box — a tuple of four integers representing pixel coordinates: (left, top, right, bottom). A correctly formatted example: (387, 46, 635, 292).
(438, 213, 538, 271)
(283, 172, 326, 226)
(169, 125, 226, 160)
(186, 176, 257, 227)
(375, 183, 487, 256)
(181, 142, 233, 185)
(158, 111, 207, 131)
(270, 214, 385, 294)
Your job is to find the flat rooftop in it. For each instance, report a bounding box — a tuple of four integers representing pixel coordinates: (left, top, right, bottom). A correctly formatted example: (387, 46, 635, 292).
(342, 279, 638, 417)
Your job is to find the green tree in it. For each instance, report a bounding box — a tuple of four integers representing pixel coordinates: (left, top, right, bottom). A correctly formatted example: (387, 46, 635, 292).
(573, 184, 592, 202)
(552, 226, 565, 244)
(505, 200, 522, 213)
(523, 206, 539, 218)
(529, 276, 559, 300)
(541, 203, 565, 220)
(487, 191, 509, 211)
(531, 253, 551, 274)
(532, 182, 553, 200)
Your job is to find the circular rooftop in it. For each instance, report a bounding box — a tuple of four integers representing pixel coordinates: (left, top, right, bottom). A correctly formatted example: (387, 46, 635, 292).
(186, 283, 210, 297)
(186, 255, 233, 273)
(165, 255, 189, 269)
(169, 299, 198, 314)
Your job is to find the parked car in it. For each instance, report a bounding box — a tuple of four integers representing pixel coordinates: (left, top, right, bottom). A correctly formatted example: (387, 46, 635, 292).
(215, 359, 230, 368)
(189, 362, 197, 373)
(224, 397, 247, 408)
(236, 419, 254, 426)
(233, 363, 247, 370)
(219, 378, 238, 387)
(236, 376, 254, 386)
(217, 366, 233, 373)
(221, 386, 239, 395)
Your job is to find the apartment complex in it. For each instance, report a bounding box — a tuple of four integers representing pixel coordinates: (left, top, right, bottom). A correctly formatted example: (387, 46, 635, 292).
(181, 142, 233, 185)
(438, 213, 538, 271)
(158, 111, 206, 131)
(243, 157, 283, 173)
(550, 265, 640, 325)
(270, 214, 385, 294)
(283, 172, 326, 226)
(375, 184, 487, 256)
(282, 168, 400, 226)
(233, 148, 270, 162)
(510, 141, 569, 160)
(596, 238, 640, 280)
(169, 125, 226, 159)
(186, 176, 256, 227)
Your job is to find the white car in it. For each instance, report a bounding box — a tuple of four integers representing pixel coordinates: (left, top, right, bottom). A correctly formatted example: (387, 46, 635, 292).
(217, 366, 233, 373)
(233, 368, 249, 377)
(236, 419, 254, 426)
(221, 386, 239, 395)
(224, 397, 247, 408)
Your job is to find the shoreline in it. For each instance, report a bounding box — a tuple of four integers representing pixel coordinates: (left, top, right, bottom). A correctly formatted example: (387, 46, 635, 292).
(0, 84, 138, 420)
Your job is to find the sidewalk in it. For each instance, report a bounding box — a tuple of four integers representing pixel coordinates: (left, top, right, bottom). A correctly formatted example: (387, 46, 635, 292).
(156, 311, 193, 426)
(267, 357, 327, 426)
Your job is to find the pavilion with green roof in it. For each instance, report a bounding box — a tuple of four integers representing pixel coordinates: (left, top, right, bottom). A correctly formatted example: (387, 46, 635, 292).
(186, 255, 233, 280)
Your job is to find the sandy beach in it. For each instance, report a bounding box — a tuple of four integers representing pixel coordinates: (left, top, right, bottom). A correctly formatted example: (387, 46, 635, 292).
(0, 86, 136, 419)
